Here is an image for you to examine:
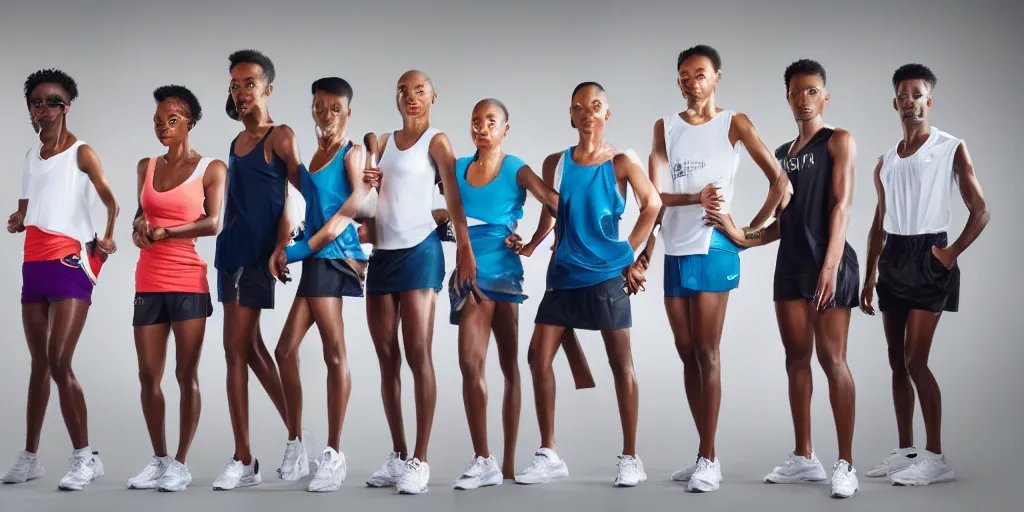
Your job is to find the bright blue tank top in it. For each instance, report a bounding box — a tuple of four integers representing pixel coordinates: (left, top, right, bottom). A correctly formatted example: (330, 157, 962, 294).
(215, 127, 288, 273)
(455, 153, 528, 296)
(290, 142, 367, 262)
(547, 147, 635, 290)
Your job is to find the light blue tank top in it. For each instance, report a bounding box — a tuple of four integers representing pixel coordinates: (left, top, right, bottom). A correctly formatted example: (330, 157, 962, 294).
(288, 142, 367, 262)
(455, 153, 528, 296)
(547, 147, 635, 290)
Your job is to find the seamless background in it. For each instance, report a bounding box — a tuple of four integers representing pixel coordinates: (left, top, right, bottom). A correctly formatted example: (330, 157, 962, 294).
(1, 0, 1021, 511)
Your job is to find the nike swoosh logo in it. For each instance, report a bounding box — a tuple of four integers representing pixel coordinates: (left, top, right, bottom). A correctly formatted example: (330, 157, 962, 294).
(727, 274, 738, 281)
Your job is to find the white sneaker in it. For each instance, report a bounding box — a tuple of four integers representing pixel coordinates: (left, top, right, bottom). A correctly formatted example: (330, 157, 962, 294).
(58, 451, 104, 491)
(157, 460, 192, 492)
(127, 455, 172, 489)
(764, 451, 828, 483)
(212, 458, 262, 490)
(1, 451, 44, 484)
(278, 436, 310, 481)
(670, 456, 698, 482)
(865, 447, 916, 477)
(890, 451, 954, 486)
(686, 456, 721, 493)
(830, 460, 858, 498)
(453, 455, 503, 490)
(514, 448, 569, 485)
(614, 454, 647, 487)
(307, 447, 347, 492)
(396, 458, 429, 494)
(366, 451, 406, 487)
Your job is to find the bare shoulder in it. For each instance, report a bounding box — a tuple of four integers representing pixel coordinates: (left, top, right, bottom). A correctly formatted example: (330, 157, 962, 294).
(136, 157, 150, 174)
(827, 127, 855, 150)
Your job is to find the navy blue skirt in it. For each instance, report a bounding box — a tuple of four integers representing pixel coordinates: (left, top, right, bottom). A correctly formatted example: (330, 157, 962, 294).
(366, 232, 445, 295)
(535, 275, 631, 331)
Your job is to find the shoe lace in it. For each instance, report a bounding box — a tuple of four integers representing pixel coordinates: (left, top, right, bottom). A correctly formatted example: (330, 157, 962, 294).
(832, 460, 851, 478)
(11, 456, 33, 473)
(406, 458, 422, 473)
(281, 441, 301, 469)
(314, 452, 335, 478)
(618, 456, 638, 472)
(67, 457, 88, 476)
(694, 457, 712, 473)
(528, 452, 551, 471)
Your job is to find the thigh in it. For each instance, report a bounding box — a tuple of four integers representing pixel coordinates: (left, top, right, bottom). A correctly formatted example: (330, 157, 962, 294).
(399, 288, 438, 352)
(47, 298, 92, 365)
(366, 293, 401, 355)
(223, 301, 261, 352)
(600, 328, 633, 368)
(134, 323, 172, 374)
(491, 301, 520, 365)
(527, 323, 565, 368)
(170, 317, 208, 371)
(278, 295, 315, 352)
(688, 291, 730, 348)
(307, 297, 346, 353)
(665, 296, 695, 357)
(458, 296, 495, 364)
(22, 302, 50, 360)
(811, 305, 852, 360)
(775, 299, 814, 355)
(904, 309, 942, 362)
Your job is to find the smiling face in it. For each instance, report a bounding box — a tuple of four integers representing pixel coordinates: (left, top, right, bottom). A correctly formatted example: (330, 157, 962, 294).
(677, 55, 720, 102)
(27, 82, 69, 135)
(396, 71, 435, 119)
(229, 62, 271, 119)
(787, 73, 829, 122)
(153, 98, 193, 147)
(894, 78, 932, 125)
(312, 90, 350, 138)
(569, 85, 609, 135)
(470, 101, 509, 150)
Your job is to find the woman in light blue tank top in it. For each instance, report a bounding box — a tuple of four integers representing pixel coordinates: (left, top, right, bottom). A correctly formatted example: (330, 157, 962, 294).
(273, 78, 370, 492)
(516, 82, 662, 488)
(450, 99, 559, 489)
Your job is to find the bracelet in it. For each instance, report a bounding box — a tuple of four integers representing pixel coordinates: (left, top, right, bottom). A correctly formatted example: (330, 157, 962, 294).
(745, 228, 763, 239)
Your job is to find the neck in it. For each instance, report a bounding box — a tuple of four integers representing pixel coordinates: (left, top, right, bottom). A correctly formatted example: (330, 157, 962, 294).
(576, 130, 605, 153)
(39, 126, 67, 149)
(901, 120, 930, 144)
(319, 128, 348, 150)
(242, 110, 273, 134)
(165, 139, 194, 163)
(686, 95, 717, 118)
(796, 116, 825, 140)
(476, 145, 504, 167)
(401, 116, 431, 136)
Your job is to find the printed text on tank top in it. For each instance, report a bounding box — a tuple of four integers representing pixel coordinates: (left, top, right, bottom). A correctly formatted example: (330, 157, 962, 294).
(779, 127, 832, 172)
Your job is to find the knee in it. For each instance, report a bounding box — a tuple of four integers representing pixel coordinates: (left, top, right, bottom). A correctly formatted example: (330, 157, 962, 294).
(675, 339, 698, 367)
(404, 345, 432, 374)
(138, 367, 162, 391)
(47, 358, 72, 382)
(608, 355, 636, 381)
(904, 354, 929, 380)
(375, 343, 401, 372)
(322, 343, 346, 370)
(527, 348, 552, 376)
(498, 354, 520, 384)
(694, 343, 720, 369)
(815, 350, 849, 379)
(224, 342, 248, 366)
(174, 366, 198, 389)
(31, 355, 50, 376)
(887, 345, 907, 374)
(459, 351, 486, 380)
(274, 343, 294, 366)
(785, 347, 813, 374)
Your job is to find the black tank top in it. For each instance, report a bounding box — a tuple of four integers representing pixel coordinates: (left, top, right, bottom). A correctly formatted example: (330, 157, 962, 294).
(774, 127, 856, 274)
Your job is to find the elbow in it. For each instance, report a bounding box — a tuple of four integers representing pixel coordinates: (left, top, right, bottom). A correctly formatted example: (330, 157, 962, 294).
(646, 194, 663, 214)
(204, 216, 222, 237)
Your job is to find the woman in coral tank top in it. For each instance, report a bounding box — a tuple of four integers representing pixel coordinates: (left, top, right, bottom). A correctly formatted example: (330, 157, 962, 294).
(127, 85, 227, 493)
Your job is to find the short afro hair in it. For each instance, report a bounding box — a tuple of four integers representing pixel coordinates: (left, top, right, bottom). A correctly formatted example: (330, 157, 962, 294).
(570, 82, 606, 128)
(226, 49, 275, 120)
(24, 69, 79, 107)
(892, 63, 937, 92)
(311, 77, 353, 103)
(677, 45, 722, 72)
(784, 59, 826, 90)
(154, 85, 202, 129)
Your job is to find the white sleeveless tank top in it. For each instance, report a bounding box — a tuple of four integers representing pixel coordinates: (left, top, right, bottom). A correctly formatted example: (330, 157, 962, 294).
(659, 111, 742, 256)
(880, 127, 962, 235)
(21, 140, 98, 245)
(375, 127, 440, 250)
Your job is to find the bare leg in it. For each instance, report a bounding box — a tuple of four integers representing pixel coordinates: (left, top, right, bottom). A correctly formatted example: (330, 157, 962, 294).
(134, 323, 172, 458)
(527, 323, 565, 450)
(812, 306, 856, 463)
(21, 303, 51, 454)
(882, 310, 914, 449)
(458, 297, 496, 459)
(308, 297, 351, 452)
(492, 302, 522, 479)
(601, 329, 639, 456)
(689, 292, 730, 460)
(223, 302, 259, 464)
(665, 297, 702, 454)
(47, 299, 92, 450)
(904, 310, 943, 455)
(170, 317, 207, 463)
(273, 297, 315, 441)
(367, 293, 407, 458)
(774, 300, 815, 458)
(399, 289, 438, 462)
(249, 326, 287, 425)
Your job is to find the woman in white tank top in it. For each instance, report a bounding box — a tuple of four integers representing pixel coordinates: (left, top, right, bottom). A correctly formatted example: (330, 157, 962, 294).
(639, 45, 787, 493)
(3, 70, 120, 491)
(860, 64, 990, 487)
(359, 70, 475, 495)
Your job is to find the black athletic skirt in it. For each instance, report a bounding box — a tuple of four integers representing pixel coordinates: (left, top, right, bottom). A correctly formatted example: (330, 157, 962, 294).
(876, 232, 960, 313)
(535, 275, 631, 331)
(774, 243, 860, 309)
(296, 258, 365, 298)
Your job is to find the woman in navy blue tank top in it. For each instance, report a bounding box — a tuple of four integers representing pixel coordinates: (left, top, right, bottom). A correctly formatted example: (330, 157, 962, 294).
(212, 49, 302, 491)
(448, 99, 559, 489)
(515, 83, 662, 488)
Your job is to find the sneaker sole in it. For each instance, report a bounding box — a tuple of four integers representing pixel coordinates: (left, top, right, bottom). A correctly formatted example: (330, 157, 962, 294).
(514, 473, 567, 485)
(398, 485, 428, 495)
(831, 488, 858, 499)
(892, 470, 954, 486)
(366, 479, 399, 488)
(764, 473, 828, 484)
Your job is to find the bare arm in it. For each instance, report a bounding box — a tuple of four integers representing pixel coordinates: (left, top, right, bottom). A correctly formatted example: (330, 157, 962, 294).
(651, 118, 708, 207)
(864, 157, 886, 283)
(133, 158, 147, 226)
(78, 145, 119, 242)
(521, 153, 561, 253)
(823, 129, 856, 270)
(516, 164, 558, 216)
(730, 113, 786, 230)
(948, 141, 990, 257)
(272, 125, 303, 251)
(615, 153, 663, 251)
(306, 144, 370, 251)
(430, 132, 471, 248)
(162, 160, 227, 239)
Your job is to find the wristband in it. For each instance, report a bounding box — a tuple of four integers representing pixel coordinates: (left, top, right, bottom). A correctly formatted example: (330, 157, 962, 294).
(285, 240, 315, 264)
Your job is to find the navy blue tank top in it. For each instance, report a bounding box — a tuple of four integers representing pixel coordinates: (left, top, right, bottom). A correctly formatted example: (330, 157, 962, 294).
(215, 127, 289, 273)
